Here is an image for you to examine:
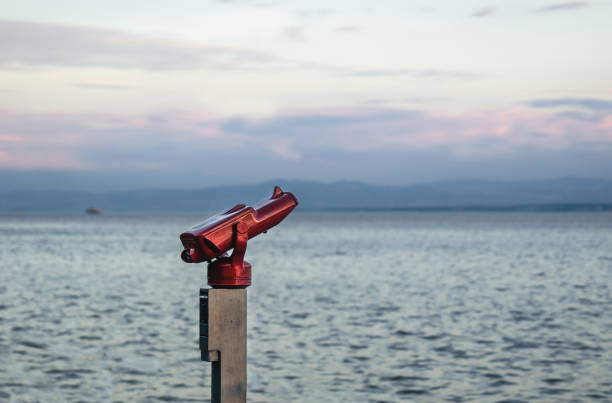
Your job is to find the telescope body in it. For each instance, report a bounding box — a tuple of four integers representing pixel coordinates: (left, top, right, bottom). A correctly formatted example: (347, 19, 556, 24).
(180, 186, 298, 264)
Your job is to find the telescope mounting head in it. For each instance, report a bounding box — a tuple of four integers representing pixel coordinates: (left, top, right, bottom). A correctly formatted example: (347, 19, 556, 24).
(207, 221, 251, 288)
(179, 186, 298, 288)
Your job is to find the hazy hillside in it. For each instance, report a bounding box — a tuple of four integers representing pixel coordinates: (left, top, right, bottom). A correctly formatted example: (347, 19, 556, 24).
(2, 178, 612, 212)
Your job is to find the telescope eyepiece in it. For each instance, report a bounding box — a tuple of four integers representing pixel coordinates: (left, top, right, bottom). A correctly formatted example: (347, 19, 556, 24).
(181, 249, 193, 263)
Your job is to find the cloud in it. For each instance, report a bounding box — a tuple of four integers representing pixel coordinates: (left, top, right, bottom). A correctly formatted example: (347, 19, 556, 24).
(265, 139, 301, 160)
(337, 25, 360, 32)
(1, 103, 611, 177)
(0, 19, 481, 81)
(529, 98, 612, 111)
(283, 26, 305, 42)
(0, 19, 276, 71)
(221, 106, 612, 159)
(363, 97, 448, 105)
(73, 83, 134, 91)
(555, 111, 600, 122)
(404, 97, 448, 103)
(344, 68, 485, 80)
(535, 2, 590, 12)
(472, 7, 496, 17)
(528, 98, 612, 125)
(0, 110, 225, 170)
(216, 0, 276, 6)
(296, 9, 331, 18)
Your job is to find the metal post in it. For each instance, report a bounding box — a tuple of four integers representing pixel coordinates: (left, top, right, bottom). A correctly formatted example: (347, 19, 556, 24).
(200, 288, 247, 403)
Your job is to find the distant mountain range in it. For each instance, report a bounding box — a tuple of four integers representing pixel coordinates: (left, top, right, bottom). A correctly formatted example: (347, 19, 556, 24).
(2, 178, 612, 212)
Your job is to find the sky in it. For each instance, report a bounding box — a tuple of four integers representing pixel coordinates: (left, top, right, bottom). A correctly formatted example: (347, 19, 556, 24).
(1, 0, 611, 190)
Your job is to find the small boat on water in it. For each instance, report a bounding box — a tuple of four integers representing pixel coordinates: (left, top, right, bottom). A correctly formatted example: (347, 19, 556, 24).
(85, 207, 101, 215)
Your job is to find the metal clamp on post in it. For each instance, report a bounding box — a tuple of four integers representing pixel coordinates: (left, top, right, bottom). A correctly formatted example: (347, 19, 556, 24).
(199, 288, 218, 362)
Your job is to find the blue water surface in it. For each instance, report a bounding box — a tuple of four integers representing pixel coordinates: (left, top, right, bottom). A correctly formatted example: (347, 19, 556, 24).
(0, 212, 611, 402)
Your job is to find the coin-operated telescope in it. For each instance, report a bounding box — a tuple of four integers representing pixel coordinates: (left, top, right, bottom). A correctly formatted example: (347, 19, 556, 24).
(179, 186, 298, 403)
(180, 185, 298, 287)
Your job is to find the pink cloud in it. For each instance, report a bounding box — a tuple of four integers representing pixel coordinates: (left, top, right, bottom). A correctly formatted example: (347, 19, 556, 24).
(243, 105, 612, 159)
(265, 139, 301, 160)
(1, 102, 611, 171)
(597, 116, 612, 131)
(0, 145, 85, 170)
(0, 109, 229, 170)
(0, 134, 24, 142)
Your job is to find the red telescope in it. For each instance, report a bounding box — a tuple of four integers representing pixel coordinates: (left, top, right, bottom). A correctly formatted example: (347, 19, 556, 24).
(179, 186, 298, 287)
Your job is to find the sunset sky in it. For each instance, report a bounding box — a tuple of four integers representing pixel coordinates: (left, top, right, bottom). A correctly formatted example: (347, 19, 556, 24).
(1, 0, 611, 190)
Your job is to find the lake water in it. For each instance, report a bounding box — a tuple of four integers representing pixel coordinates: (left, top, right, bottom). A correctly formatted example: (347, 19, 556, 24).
(0, 212, 611, 402)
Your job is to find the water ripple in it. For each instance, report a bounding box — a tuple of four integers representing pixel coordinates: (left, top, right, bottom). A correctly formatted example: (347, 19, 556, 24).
(1, 212, 611, 402)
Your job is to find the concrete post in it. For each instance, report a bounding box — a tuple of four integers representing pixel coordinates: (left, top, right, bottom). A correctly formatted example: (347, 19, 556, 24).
(200, 288, 247, 403)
